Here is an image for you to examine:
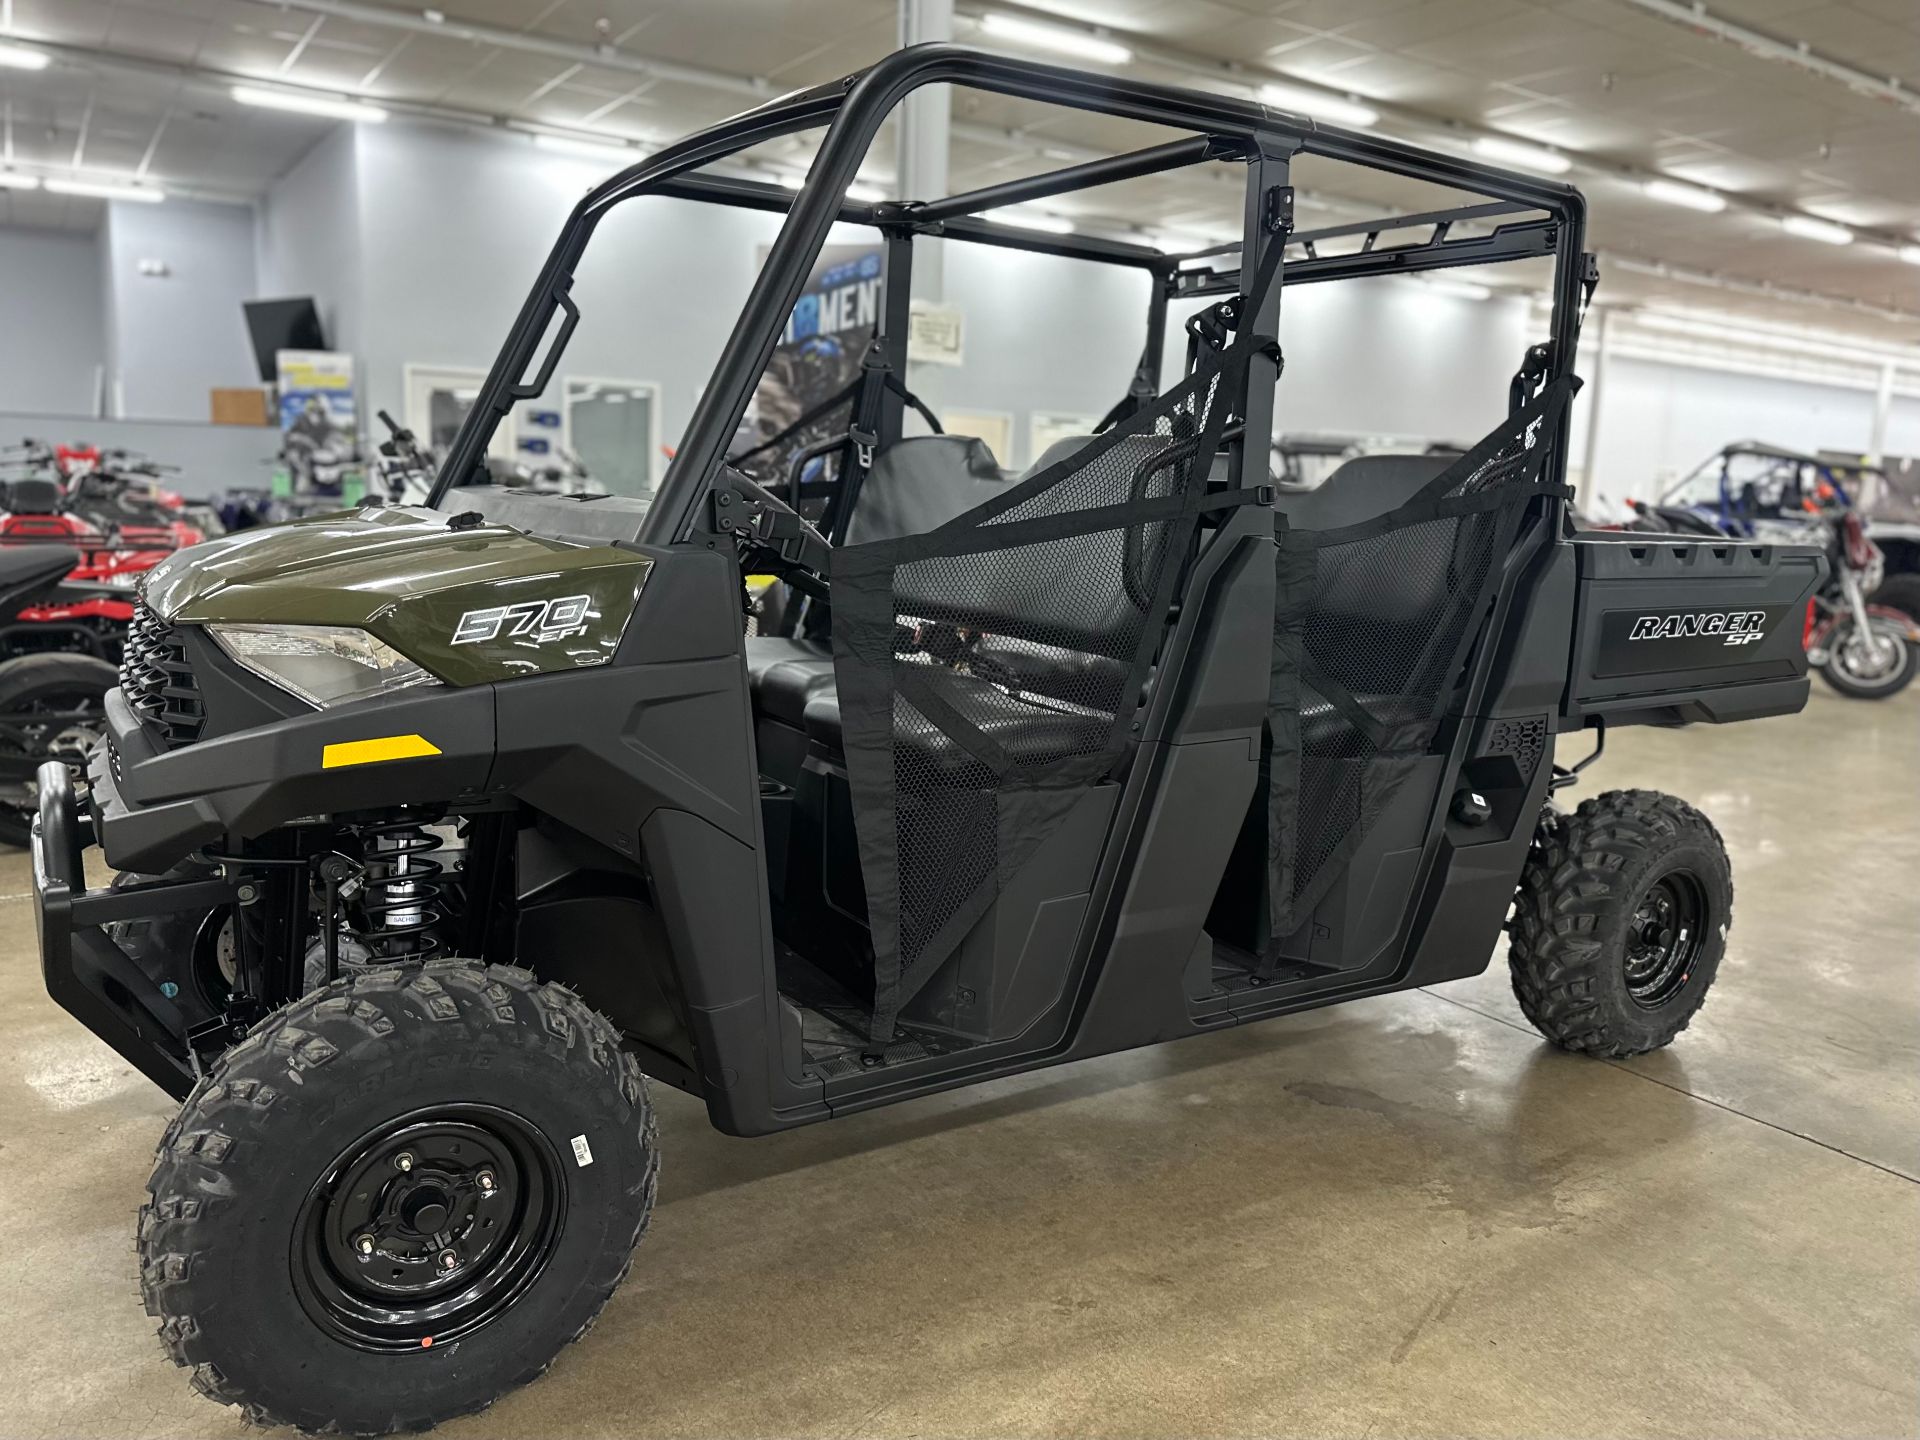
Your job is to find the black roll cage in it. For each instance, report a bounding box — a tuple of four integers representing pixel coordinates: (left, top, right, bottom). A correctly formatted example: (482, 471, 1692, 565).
(429, 42, 1590, 541)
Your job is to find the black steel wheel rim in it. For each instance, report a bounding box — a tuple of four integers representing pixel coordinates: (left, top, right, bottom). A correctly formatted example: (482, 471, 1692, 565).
(1623, 869, 1708, 1010)
(292, 1103, 567, 1352)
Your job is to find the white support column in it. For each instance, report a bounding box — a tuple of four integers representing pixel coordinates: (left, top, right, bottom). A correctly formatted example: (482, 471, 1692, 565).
(1576, 306, 1615, 515)
(1868, 361, 1895, 464)
(895, 0, 952, 298)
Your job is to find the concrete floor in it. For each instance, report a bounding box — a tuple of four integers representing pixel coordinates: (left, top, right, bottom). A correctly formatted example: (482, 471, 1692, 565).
(0, 686, 1914, 1439)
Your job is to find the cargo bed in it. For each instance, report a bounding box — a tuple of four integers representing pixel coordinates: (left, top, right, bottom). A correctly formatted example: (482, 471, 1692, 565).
(1562, 533, 1825, 729)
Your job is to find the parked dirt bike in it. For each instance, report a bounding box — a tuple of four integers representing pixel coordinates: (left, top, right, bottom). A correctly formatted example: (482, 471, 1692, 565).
(1803, 504, 1920, 699)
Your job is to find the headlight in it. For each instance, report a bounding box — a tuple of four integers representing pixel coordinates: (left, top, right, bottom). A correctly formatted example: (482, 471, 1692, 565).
(208, 623, 441, 709)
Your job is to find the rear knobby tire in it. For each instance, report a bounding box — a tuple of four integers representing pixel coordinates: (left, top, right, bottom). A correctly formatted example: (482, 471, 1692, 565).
(138, 959, 658, 1435)
(1508, 789, 1732, 1058)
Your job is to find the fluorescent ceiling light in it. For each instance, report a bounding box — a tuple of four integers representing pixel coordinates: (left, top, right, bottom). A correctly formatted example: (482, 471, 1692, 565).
(1645, 178, 1727, 213)
(0, 42, 50, 71)
(978, 13, 1132, 66)
(0, 171, 41, 191)
(1779, 213, 1853, 246)
(533, 133, 634, 162)
(45, 177, 165, 203)
(1425, 277, 1491, 301)
(1472, 135, 1571, 175)
(1898, 245, 1920, 267)
(232, 85, 389, 124)
(1259, 82, 1377, 129)
(982, 207, 1075, 234)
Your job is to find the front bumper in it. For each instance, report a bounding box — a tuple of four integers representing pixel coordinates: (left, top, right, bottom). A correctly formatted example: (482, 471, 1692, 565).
(35, 671, 495, 1095)
(31, 760, 237, 1099)
(96, 675, 494, 875)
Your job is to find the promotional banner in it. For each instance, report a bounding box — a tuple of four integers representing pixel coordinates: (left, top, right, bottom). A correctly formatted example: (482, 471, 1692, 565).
(739, 244, 884, 486)
(276, 349, 360, 495)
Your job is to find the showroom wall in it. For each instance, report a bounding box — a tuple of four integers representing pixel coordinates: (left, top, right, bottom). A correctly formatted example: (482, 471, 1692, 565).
(1578, 356, 1919, 503)
(262, 119, 1169, 468)
(255, 125, 363, 357)
(1270, 281, 1533, 445)
(99, 197, 260, 421)
(350, 120, 778, 455)
(0, 226, 105, 416)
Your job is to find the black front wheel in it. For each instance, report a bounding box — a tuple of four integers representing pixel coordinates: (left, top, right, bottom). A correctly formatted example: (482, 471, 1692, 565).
(0, 652, 119, 847)
(139, 959, 658, 1434)
(1508, 789, 1733, 1057)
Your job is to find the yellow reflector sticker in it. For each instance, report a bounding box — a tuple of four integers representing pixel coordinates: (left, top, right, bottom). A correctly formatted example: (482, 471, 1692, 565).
(322, 734, 443, 769)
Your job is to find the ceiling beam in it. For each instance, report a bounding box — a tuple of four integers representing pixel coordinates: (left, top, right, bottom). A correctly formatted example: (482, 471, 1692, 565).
(1610, 0, 1920, 119)
(1601, 252, 1919, 326)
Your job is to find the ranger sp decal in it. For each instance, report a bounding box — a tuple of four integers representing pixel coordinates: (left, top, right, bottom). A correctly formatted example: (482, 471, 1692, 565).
(1627, 610, 1768, 647)
(452, 594, 596, 646)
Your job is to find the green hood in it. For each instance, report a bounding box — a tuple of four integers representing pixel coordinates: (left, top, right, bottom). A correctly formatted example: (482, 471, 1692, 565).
(143, 505, 652, 686)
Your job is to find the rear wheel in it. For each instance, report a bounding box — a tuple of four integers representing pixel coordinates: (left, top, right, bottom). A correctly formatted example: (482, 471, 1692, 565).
(139, 959, 657, 1434)
(0, 652, 118, 847)
(1508, 789, 1732, 1057)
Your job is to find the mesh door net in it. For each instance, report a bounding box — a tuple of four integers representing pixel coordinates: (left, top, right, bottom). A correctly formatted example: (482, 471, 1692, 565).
(1264, 375, 1579, 951)
(830, 253, 1282, 1043)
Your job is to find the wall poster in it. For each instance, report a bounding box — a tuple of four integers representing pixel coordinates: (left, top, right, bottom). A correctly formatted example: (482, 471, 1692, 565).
(739, 243, 885, 487)
(276, 349, 360, 495)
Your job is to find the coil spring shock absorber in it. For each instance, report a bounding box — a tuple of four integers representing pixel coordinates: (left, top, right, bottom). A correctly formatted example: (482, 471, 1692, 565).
(351, 817, 446, 959)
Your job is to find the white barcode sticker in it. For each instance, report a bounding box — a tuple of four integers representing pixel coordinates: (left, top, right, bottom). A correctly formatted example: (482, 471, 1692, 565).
(570, 1134, 594, 1168)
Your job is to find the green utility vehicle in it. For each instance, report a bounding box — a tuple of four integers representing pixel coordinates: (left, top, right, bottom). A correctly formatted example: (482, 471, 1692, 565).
(32, 45, 1822, 1434)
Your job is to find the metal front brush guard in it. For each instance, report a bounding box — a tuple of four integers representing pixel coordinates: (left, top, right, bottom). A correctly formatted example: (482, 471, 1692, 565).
(31, 760, 236, 1099)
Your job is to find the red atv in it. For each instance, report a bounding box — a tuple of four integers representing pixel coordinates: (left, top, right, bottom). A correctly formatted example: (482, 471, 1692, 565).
(0, 470, 187, 844)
